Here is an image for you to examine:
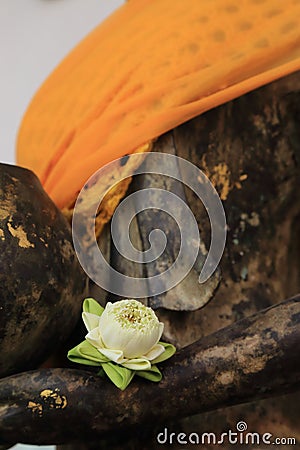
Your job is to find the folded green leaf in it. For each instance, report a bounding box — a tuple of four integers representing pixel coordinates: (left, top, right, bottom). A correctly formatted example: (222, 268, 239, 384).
(151, 342, 176, 364)
(102, 362, 135, 390)
(136, 364, 162, 382)
(68, 340, 109, 366)
(83, 298, 104, 316)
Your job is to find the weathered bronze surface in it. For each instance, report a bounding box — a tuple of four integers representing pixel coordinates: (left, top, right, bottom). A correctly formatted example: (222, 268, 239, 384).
(0, 296, 299, 446)
(0, 72, 299, 448)
(0, 164, 87, 377)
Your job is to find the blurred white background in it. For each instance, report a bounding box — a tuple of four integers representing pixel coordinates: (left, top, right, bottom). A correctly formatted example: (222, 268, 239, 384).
(0, 1, 124, 449)
(0, 0, 124, 164)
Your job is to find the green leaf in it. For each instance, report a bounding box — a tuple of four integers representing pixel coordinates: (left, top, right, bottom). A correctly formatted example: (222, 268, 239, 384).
(102, 362, 135, 390)
(82, 298, 104, 316)
(68, 340, 109, 366)
(151, 342, 176, 364)
(136, 365, 162, 382)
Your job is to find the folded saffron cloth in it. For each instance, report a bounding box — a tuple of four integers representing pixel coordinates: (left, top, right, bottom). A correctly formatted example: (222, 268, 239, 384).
(17, 0, 300, 211)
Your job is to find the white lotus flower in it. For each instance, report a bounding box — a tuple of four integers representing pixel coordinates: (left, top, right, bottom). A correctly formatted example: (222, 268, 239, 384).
(82, 299, 165, 370)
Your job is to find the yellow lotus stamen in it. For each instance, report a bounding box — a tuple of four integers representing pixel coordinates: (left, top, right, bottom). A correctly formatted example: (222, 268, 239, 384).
(108, 299, 159, 332)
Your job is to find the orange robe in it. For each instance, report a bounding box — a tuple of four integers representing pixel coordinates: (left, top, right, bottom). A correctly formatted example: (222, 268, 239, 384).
(17, 0, 300, 209)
